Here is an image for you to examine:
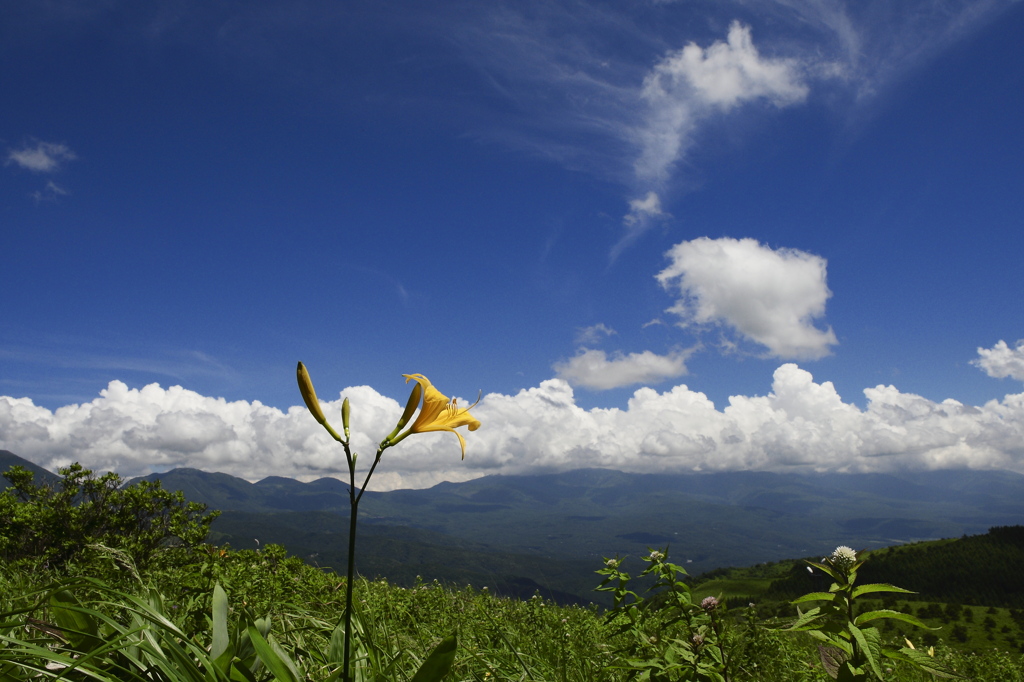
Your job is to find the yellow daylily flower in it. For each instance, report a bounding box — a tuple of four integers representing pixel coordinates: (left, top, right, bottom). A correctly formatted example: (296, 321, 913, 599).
(392, 373, 481, 458)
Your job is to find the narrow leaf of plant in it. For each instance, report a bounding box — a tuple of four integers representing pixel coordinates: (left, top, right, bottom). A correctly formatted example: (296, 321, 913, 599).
(848, 624, 884, 681)
(854, 609, 934, 630)
(48, 590, 102, 654)
(852, 583, 916, 599)
(409, 633, 457, 682)
(211, 583, 230, 662)
(246, 624, 300, 682)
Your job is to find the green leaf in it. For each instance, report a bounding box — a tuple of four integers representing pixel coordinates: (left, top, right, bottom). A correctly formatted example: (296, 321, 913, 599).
(854, 609, 934, 630)
(792, 592, 835, 604)
(818, 645, 847, 680)
(805, 560, 842, 582)
(327, 621, 346, 665)
(836, 661, 864, 682)
(48, 589, 102, 654)
(410, 633, 457, 682)
(782, 606, 825, 631)
(852, 583, 916, 599)
(211, 584, 230, 662)
(246, 625, 301, 682)
(884, 648, 965, 679)
(848, 624, 883, 681)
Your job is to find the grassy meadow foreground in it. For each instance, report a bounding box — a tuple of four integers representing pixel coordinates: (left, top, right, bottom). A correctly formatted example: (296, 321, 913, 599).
(1, 543, 1022, 681)
(2, 462, 1023, 680)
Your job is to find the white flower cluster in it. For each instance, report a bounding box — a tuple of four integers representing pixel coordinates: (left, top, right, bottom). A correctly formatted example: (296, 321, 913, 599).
(830, 545, 858, 570)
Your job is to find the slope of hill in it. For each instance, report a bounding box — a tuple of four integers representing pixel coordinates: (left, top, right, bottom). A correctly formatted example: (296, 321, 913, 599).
(8, 449, 1024, 609)
(0, 450, 60, 489)
(209, 510, 596, 604)
(765, 525, 1024, 608)
(125, 464, 1024, 603)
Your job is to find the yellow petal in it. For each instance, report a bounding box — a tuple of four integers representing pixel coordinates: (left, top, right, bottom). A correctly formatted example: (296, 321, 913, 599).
(400, 374, 480, 458)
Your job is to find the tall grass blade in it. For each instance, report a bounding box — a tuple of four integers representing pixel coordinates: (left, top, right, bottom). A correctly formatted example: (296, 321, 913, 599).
(410, 634, 457, 682)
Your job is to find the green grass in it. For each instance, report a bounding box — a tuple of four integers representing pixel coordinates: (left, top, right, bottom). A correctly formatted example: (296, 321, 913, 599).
(2, 544, 1023, 681)
(692, 577, 775, 602)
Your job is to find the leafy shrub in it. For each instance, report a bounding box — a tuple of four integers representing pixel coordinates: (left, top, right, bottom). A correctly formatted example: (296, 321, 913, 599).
(0, 463, 218, 569)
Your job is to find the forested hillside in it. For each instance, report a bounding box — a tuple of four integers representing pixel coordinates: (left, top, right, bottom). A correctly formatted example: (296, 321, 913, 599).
(765, 526, 1024, 608)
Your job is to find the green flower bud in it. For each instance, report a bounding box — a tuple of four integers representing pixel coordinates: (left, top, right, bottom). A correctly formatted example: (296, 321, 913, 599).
(342, 397, 351, 439)
(385, 381, 423, 444)
(296, 361, 345, 443)
(297, 362, 328, 426)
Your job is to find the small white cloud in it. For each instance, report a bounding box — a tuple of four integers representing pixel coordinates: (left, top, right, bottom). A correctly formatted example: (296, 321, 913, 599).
(574, 323, 617, 346)
(613, 190, 672, 260)
(6, 141, 77, 173)
(553, 348, 691, 390)
(973, 340, 1024, 381)
(624, 191, 666, 226)
(656, 236, 837, 360)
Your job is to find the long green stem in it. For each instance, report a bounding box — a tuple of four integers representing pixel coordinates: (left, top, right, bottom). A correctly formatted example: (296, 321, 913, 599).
(709, 613, 730, 682)
(341, 442, 387, 682)
(343, 489, 358, 682)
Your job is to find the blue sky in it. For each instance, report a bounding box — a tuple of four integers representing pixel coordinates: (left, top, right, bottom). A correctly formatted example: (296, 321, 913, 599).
(3, 0, 1024, 488)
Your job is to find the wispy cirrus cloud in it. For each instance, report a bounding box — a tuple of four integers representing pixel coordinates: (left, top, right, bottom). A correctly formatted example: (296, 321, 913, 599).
(437, 0, 1017, 255)
(615, 20, 810, 256)
(31, 180, 70, 203)
(6, 140, 77, 173)
(8, 1, 1012, 249)
(574, 323, 617, 346)
(5, 139, 77, 202)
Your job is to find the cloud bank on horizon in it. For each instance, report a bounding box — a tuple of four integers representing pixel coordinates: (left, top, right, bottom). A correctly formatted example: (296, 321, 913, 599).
(3, 342, 1023, 491)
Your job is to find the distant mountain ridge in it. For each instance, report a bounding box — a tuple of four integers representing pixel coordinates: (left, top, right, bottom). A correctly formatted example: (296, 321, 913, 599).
(5, 450, 1024, 605)
(132, 465, 1024, 564)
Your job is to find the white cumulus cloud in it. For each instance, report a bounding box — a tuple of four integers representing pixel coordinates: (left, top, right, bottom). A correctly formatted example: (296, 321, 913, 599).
(3, 365, 1024, 489)
(656, 236, 838, 359)
(554, 348, 692, 390)
(973, 340, 1024, 381)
